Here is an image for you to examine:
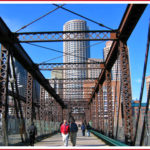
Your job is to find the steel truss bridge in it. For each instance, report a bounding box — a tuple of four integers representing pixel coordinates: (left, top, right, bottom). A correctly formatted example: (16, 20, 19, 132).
(0, 4, 149, 146)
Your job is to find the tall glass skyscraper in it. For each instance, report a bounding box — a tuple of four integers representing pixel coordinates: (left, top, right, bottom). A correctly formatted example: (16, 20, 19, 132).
(63, 19, 90, 100)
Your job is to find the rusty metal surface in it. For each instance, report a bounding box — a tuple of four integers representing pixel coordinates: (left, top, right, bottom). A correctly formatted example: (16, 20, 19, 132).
(39, 62, 104, 71)
(26, 73, 33, 125)
(87, 4, 146, 145)
(118, 4, 147, 41)
(119, 41, 133, 145)
(15, 30, 117, 43)
(99, 84, 104, 133)
(0, 18, 65, 108)
(49, 78, 98, 81)
(40, 87, 45, 121)
(0, 45, 9, 145)
(91, 101, 95, 128)
(0, 4, 148, 146)
(89, 4, 147, 102)
(95, 92, 99, 130)
(39, 86, 45, 134)
(106, 70, 114, 138)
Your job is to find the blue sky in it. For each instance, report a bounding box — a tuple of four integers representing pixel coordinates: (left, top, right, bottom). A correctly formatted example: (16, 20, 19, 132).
(0, 3, 149, 102)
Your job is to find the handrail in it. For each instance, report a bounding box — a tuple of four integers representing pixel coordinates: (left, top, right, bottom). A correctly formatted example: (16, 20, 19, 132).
(90, 130, 128, 146)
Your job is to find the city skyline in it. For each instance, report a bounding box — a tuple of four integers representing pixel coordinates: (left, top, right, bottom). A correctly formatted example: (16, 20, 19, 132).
(0, 4, 149, 102)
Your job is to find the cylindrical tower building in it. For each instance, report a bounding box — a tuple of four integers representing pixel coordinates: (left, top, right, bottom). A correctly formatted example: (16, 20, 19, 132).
(63, 19, 90, 100)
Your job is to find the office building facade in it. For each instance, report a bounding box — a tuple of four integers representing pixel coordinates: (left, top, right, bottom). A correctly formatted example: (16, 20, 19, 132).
(51, 66, 63, 97)
(87, 58, 103, 79)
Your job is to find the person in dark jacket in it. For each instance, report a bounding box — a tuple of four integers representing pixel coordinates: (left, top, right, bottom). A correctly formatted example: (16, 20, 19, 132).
(86, 123, 91, 137)
(28, 122, 37, 146)
(70, 119, 78, 146)
(81, 123, 86, 136)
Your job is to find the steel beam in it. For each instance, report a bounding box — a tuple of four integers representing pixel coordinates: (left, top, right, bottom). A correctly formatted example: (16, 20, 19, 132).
(0, 45, 9, 145)
(93, 98, 97, 129)
(0, 17, 65, 108)
(88, 4, 146, 144)
(106, 70, 114, 138)
(40, 86, 45, 134)
(54, 87, 94, 89)
(92, 100, 95, 127)
(15, 30, 117, 43)
(95, 92, 99, 130)
(39, 62, 104, 70)
(106, 4, 147, 69)
(47, 94, 52, 122)
(56, 81, 96, 85)
(119, 41, 133, 145)
(89, 4, 147, 103)
(39, 62, 104, 65)
(41, 67, 103, 71)
(49, 78, 98, 81)
(99, 84, 104, 133)
(26, 73, 33, 128)
(59, 94, 93, 95)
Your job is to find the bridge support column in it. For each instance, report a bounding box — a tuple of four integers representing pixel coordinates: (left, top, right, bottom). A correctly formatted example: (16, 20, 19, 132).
(47, 94, 52, 134)
(49, 96, 53, 134)
(106, 69, 114, 138)
(99, 84, 104, 134)
(26, 73, 34, 129)
(40, 86, 45, 135)
(92, 97, 96, 128)
(0, 45, 10, 146)
(119, 41, 133, 145)
(54, 101, 58, 131)
(91, 98, 94, 128)
(95, 92, 99, 130)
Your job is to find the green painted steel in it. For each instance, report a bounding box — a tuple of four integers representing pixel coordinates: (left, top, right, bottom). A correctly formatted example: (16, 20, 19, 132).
(90, 130, 128, 146)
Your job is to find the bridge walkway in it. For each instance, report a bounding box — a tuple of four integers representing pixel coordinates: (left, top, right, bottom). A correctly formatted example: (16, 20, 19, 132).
(34, 129, 108, 147)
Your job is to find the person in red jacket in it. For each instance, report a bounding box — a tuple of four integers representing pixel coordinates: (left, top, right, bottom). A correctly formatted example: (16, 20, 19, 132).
(60, 119, 70, 146)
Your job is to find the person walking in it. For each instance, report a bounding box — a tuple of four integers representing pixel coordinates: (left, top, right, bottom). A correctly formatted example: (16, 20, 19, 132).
(28, 122, 37, 146)
(70, 119, 78, 146)
(86, 123, 91, 137)
(60, 119, 70, 146)
(81, 123, 86, 136)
